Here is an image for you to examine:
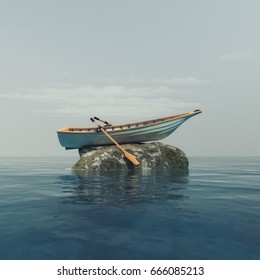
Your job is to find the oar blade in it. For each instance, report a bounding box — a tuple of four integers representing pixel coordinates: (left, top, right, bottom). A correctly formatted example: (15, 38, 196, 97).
(124, 151, 140, 166)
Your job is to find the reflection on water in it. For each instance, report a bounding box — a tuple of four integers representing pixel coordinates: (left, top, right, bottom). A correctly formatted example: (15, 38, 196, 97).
(1, 157, 260, 260)
(59, 169, 189, 207)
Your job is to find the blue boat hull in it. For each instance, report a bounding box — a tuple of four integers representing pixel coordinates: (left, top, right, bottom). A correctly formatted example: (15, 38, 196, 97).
(57, 110, 202, 149)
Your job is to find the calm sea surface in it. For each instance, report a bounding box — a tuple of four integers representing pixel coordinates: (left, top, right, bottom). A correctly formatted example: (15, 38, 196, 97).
(0, 156, 259, 260)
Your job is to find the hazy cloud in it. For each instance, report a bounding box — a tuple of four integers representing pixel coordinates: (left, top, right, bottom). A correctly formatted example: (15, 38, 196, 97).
(221, 51, 253, 60)
(0, 30, 7, 36)
(0, 77, 204, 121)
(80, 77, 211, 86)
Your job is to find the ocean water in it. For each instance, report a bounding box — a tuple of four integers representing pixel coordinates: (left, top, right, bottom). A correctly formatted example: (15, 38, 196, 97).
(0, 156, 259, 260)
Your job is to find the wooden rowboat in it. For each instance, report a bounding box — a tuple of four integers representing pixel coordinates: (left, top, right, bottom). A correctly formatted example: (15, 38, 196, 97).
(57, 109, 202, 149)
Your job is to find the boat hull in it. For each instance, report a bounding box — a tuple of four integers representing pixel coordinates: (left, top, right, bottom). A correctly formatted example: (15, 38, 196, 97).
(57, 110, 202, 149)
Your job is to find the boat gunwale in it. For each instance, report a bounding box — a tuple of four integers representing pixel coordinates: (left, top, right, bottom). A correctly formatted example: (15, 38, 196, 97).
(57, 109, 202, 134)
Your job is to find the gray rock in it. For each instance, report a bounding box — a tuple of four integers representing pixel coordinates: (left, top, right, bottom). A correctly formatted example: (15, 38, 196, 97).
(72, 142, 188, 172)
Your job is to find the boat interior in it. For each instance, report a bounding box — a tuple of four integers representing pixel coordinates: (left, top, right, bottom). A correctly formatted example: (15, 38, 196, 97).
(57, 109, 202, 133)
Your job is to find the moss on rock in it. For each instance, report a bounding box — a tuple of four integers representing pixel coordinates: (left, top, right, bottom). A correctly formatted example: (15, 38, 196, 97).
(72, 142, 188, 172)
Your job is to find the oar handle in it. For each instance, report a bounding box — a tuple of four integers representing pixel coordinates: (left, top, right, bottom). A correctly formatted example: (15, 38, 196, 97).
(90, 118, 102, 131)
(94, 116, 111, 126)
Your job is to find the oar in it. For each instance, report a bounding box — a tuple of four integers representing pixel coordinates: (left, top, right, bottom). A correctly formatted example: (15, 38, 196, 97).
(94, 116, 112, 126)
(90, 118, 140, 166)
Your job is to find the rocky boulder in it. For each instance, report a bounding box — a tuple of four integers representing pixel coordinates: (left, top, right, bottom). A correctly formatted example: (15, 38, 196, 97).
(72, 142, 188, 172)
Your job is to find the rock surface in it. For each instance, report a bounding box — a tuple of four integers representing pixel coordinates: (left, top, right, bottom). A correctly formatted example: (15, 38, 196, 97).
(72, 142, 188, 172)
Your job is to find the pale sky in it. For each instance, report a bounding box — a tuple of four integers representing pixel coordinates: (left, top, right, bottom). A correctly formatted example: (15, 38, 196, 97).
(0, 0, 259, 157)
